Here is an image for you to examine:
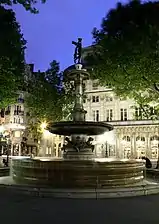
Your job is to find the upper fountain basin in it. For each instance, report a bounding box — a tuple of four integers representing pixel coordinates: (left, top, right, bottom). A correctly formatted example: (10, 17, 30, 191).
(63, 64, 89, 81)
(47, 121, 113, 136)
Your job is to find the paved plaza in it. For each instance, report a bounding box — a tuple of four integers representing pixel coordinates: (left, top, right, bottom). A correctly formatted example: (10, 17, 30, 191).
(0, 189, 159, 224)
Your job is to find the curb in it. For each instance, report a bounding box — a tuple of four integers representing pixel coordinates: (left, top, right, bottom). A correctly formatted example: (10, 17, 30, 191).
(0, 183, 159, 198)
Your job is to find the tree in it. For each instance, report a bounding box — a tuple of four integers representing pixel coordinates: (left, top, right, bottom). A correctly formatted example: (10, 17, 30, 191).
(86, 0, 159, 105)
(24, 60, 74, 152)
(0, 6, 26, 109)
(25, 60, 74, 127)
(0, 0, 46, 13)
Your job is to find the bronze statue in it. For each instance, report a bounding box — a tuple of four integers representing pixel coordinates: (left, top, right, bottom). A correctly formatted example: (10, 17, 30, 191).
(72, 38, 82, 64)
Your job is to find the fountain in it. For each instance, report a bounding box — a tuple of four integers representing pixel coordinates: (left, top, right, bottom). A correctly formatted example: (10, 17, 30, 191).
(11, 38, 145, 191)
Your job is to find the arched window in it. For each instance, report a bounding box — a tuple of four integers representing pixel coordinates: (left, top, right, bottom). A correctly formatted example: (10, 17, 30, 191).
(150, 135, 159, 141)
(136, 136, 145, 142)
(122, 136, 131, 142)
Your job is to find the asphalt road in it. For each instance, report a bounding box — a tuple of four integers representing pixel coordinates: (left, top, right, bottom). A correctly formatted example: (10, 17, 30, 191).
(0, 190, 159, 224)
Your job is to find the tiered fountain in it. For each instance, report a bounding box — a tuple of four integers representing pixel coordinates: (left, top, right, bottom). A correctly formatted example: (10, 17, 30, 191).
(11, 39, 145, 190)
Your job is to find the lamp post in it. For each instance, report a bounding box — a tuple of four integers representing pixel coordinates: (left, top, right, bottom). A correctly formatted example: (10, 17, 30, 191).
(0, 125, 4, 155)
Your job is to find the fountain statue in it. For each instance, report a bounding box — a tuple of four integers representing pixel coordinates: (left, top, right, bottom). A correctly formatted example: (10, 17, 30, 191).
(11, 38, 145, 189)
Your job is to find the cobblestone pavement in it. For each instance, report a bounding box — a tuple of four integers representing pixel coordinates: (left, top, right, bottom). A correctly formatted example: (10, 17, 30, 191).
(0, 189, 159, 224)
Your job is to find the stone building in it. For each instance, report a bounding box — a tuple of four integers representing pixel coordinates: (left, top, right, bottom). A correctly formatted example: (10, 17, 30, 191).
(1, 62, 159, 161)
(0, 64, 61, 157)
(83, 79, 159, 161)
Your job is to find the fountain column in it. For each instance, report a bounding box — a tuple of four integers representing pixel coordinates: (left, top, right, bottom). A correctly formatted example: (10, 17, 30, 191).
(62, 63, 95, 160)
(72, 64, 86, 122)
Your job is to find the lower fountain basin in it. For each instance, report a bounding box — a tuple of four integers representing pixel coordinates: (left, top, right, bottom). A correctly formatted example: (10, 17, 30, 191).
(48, 121, 113, 136)
(12, 158, 145, 188)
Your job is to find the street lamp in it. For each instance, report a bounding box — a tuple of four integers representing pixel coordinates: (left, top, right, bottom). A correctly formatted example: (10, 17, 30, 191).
(40, 122, 47, 130)
(0, 125, 4, 133)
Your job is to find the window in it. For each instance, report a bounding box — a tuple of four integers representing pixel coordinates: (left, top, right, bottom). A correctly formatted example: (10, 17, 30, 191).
(5, 106, 10, 115)
(105, 83, 112, 88)
(14, 131, 20, 138)
(122, 136, 131, 142)
(14, 105, 22, 115)
(136, 136, 145, 142)
(106, 109, 113, 121)
(150, 107, 157, 116)
(83, 83, 86, 91)
(92, 82, 98, 90)
(14, 117, 21, 123)
(120, 109, 127, 121)
(96, 96, 99, 102)
(150, 136, 159, 141)
(135, 108, 142, 119)
(96, 110, 99, 121)
(106, 96, 113, 102)
(93, 110, 99, 122)
(92, 96, 99, 103)
(0, 109, 4, 118)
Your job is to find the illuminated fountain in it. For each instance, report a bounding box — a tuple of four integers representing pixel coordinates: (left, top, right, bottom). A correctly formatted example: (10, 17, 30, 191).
(11, 38, 145, 189)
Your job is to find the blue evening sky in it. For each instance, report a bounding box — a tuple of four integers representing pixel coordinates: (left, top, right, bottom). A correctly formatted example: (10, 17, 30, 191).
(13, 0, 127, 71)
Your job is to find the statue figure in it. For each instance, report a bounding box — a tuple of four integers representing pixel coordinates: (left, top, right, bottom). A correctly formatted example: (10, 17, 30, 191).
(72, 38, 82, 64)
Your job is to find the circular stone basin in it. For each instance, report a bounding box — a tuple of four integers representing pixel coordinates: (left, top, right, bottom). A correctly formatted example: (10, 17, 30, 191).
(63, 64, 90, 80)
(47, 121, 113, 136)
(12, 158, 145, 188)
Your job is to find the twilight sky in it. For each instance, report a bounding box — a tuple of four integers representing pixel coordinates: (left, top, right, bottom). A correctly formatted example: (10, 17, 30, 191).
(13, 0, 127, 72)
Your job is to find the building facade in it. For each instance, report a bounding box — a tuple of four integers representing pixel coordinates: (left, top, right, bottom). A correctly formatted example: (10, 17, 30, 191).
(0, 64, 61, 157)
(0, 91, 62, 157)
(83, 79, 159, 161)
(1, 63, 159, 161)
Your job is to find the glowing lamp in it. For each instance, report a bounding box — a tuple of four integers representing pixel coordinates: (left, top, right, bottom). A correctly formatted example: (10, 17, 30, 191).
(40, 122, 47, 130)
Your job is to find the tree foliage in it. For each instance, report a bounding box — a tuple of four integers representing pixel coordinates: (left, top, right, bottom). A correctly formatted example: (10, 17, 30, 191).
(0, 0, 46, 13)
(0, 6, 26, 109)
(25, 60, 74, 126)
(86, 0, 159, 105)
